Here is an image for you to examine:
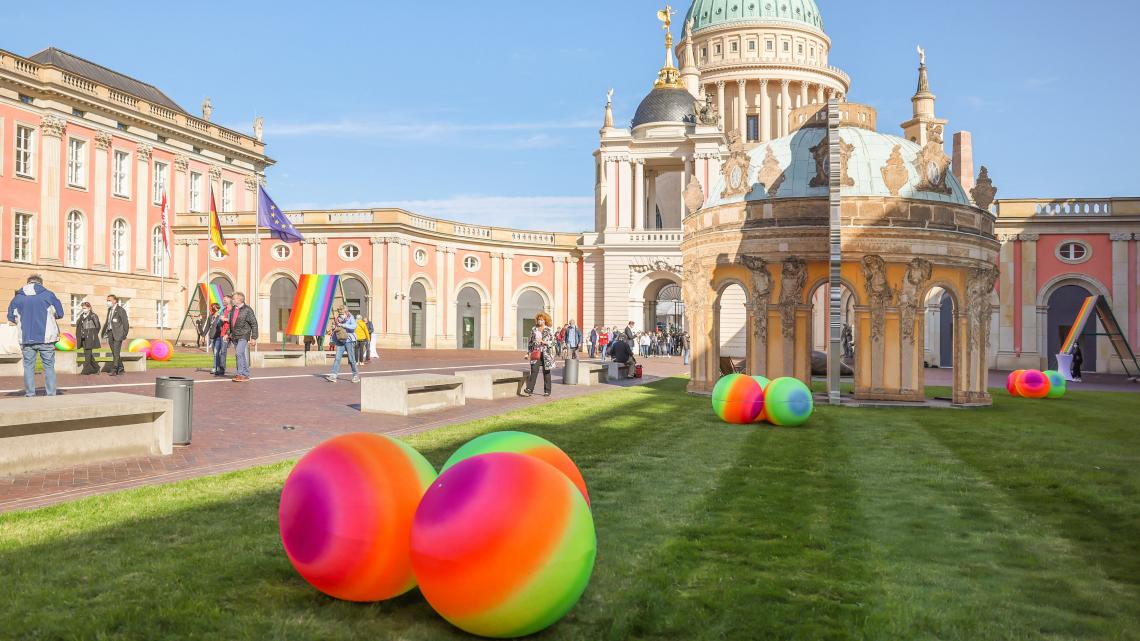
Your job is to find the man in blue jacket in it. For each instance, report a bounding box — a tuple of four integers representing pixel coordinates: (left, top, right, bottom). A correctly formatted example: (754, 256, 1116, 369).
(6, 274, 65, 397)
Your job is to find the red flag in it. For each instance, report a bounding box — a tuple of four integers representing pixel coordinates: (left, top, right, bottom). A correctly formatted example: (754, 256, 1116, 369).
(159, 190, 172, 259)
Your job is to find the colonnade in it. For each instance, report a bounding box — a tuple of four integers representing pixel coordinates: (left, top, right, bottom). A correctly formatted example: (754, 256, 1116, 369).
(706, 79, 842, 142)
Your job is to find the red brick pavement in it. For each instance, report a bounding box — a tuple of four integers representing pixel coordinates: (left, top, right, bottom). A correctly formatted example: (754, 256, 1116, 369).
(0, 350, 687, 513)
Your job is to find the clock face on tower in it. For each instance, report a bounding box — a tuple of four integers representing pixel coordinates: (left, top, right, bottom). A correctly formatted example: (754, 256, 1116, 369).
(729, 165, 744, 190)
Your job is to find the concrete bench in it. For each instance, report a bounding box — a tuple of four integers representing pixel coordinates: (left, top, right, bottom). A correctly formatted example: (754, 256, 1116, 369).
(251, 352, 306, 368)
(38, 350, 145, 375)
(361, 374, 465, 416)
(455, 369, 526, 400)
(607, 362, 632, 381)
(0, 392, 173, 477)
(0, 353, 20, 377)
(567, 363, 607, 386)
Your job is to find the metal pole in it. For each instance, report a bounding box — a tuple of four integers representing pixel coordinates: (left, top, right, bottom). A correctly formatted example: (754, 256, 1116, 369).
(253, 178, 261, 353)
(826, 99, 842, 405)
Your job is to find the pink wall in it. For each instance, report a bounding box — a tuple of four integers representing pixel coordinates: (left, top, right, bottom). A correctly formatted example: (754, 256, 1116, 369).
(1, 105, 45, 262)
(1036, 234, 1114, 294)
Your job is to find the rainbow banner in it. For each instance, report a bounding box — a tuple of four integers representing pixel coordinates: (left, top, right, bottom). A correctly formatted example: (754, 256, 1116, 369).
(1060, 295, 1096, 353)
(285, 274, 340, 336)
(197, 283, 224, 309)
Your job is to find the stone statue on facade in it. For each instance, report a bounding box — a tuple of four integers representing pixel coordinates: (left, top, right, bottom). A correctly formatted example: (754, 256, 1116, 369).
(253, 116, 264, 141)
(967, 266, 999, 354)
(201, 97, 213, 121)
(841, 323, 854, 359)
(779, 257, 807, 338)
(742, 256, 773, 346)
(897, 257, 933, 342)
(695, 93, 719, 127)
(971, 166, 998, 210)
(683, 175, 706, 214)
(862, 255, 893, 342)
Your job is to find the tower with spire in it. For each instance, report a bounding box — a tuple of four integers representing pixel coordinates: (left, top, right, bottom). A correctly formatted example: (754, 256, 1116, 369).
(900, 46, 948, 148)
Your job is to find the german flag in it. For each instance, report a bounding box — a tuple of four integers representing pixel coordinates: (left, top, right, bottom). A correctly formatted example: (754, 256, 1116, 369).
(208, 187, 228, 257)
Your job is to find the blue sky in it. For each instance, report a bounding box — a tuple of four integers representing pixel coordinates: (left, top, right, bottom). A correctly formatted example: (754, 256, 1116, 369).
(9, 0, 1138, 230)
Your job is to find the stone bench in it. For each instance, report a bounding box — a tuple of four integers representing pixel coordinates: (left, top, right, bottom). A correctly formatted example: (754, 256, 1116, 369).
(0, 353, 20, 377)
(251, 352, 306, 368)
(0, 392, 173, 477)
(567, 363, 607, 386)
(361, 374, 465, 416)
(455, 369, 526, 400)
(607, 362, 632, 381)
(55, 350, 146, 374)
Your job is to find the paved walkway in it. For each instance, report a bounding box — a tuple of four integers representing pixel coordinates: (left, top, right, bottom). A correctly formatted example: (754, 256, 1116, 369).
(0, 350, 686, 513)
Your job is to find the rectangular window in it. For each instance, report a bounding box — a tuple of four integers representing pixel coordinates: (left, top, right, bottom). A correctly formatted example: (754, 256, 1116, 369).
(15, 125, 34, 177)
(766, 41, 773, 51)
(116, 122, 128, 131)
(70, 294, 84, 323)
(153, 161, 168, 204)
(222, 180, 234, 211)
(113, 150, 130, 197)
(747, 115, 759, 142)
(72, 108, 84, 118)
(701, 47, 707, 61)
(18, 94, 32, 104)
(730, 41, 738, 53)
(783, 42, 790, 52)
(748, 41, 756, 51)
(155, 300, 169, 329)
(714, 44, 722, 55)
(13, 212, 32, 263)
(190, 172, 202, 212)
(67, 138, 87, 188)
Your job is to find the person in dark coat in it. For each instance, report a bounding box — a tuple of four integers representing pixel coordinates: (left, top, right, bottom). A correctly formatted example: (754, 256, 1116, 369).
(100, 294, 130, 376)
(521, 312, 555, 397)
(1071, 342, 1084, 382)
(74, 301, 101, 375)
(227, 292, 258, 382)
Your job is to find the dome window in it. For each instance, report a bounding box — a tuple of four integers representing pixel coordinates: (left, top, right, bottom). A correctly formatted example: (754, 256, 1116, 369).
(1057, 241, 1091, 264)
(339, 243, 361, 261)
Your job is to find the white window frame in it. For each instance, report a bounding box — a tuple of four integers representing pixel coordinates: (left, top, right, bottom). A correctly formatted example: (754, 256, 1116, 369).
(70, 294, 85, 323)
(1056, 241, 1092, 265)
(189, 171, 202, 212)
(13, 212, 33, 263)
(272, 244, 291, 261)
(15, 124, 35, 178)
(339, 243, 361, 261)
(413, 248, 428, 266)
(463, 255, 480, 272)
(112, 149, 131, 197)
(67, 137, 87, 188)
(521, 260, 543, 276)
(151, 226, 167, 276)
(155, 300, 170, 329)
(111, 218, 129, 272)
(152, 161, 168, 205)
(65, 210, 85, 267)
(221, 180, 234, 211)
(210, 246, 225, 260)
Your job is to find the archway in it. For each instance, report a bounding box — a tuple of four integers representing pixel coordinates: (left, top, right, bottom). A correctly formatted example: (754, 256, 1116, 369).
(516, 289, 546, 349)
(269, 276, 298, 344)
(456, 286, 482, 349)
(922, 287, 954, 368)
(211, 275, 234, 297)
(808, 282, 856, 377)
(341, 277, 369, 321)
(1047, 284, 1098, 372)
(717, 283, 748, 365)
(653, 283, 685, 333)
(409, 281, 427, 348)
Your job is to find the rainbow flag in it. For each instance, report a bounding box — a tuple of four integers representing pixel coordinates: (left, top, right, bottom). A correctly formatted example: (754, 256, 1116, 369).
(197, 283, 224, 309)
(1060, 295, 1096, 353)
(285, 274, 340, 336)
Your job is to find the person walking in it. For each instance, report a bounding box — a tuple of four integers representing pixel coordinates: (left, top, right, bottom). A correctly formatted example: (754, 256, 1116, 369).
(325, 307, 360, 383)
(227, 292, 258, 382)
(683, 331, 691, 366)
(6, 274, 65, 396)
(354, 315, 371, 365)
(74, 301, 101, 375)
(101, 294, 129, 376)
(1071, 342, 1084, 383)
(624, 321, 636, 349)
(587, 325, 598, 358)
(564, 320, 582, 359)
(365, 316, 377, 362)
(640, 332, 651, 357)
(597, 327, 609, 359)
(521, 312, 555, 397)
(208, 297, 232, 376)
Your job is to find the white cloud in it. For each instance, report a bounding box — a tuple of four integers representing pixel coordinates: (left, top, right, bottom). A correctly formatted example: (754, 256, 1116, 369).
(287, 194, 594, 233)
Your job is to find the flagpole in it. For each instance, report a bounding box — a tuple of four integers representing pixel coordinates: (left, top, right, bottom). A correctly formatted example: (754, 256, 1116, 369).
(253, 176, 261, 353)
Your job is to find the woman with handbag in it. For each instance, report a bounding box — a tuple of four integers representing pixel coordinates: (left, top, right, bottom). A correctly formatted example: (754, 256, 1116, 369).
(325, 307, 360, 383)
(74, 301, 101, 375)
(521, 312, 555, 397)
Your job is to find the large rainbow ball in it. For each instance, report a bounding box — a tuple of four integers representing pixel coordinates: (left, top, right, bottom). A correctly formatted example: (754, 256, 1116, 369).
(411, 452, 596, 638)
(279, 433, 437, 602)
(55, 332, 76, 352)
(1015, 369, 1051, 399)
(442, 431, 589, 505)
(711, 374, 764, 424)
(148, 339, 173, 361)
(1043, 370, 1066, 399)
(127, 338, 152, 356)
(751, 375, 771, 422)
(1006, 370, 1025, 397)
(763, 377, 814, 427)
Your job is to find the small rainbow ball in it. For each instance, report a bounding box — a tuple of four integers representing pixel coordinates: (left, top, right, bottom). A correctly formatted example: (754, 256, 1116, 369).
(1006, 370, 1025, 397)
(127, 338, 152, 356)
(751, 375, 771, 422)
(1015, 369, 1051, 399)
(763, 377, 814, 427)
(279, 433, 437, 602)
(442, 431, 589, 505)
(148, 339, 173, 361)
(711, 373, 765, 424)
(1043, 370, 1066, 399)
(411, 452, 596, 638)
(55, 332, 76, 352)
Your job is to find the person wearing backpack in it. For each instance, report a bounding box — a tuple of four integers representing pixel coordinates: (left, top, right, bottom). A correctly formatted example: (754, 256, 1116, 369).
(325, 307, 360, 383)
(6, 274, 65, 396)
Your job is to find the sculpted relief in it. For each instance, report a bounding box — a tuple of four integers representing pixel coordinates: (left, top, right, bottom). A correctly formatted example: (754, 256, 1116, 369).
(741, 256, 773, 346)
(862, 255, 893, 342)
(967, 266, 1000, 354)
(897, 258, 933, 342)
(779, 257, 807, 338)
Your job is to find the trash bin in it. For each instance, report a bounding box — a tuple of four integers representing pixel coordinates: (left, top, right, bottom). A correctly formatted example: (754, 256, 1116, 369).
(156, 376, 194, 445)
(562, 358, 579, 385)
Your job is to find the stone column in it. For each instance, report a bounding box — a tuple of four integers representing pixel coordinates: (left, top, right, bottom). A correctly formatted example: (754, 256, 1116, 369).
(646, 170, 657, 229)
(134, 144, 153, 273)
(92, 131, 112, 269)
(370, 236, 385, 332)
(384, 237, 401, 339)
(1019, 234, 1039, 367)
(716, 81, 726, 131)
(444, 245, 456, 341)
(799, 82, 809, 108)
(236, 238, 251, 297)
(779, 80, 791, 137)
(758, 79, 770, 142)
(567, 257, 580, 326)
(37, 115, 66, 264)
(737, 79, 747, 138)
(490, 252, 503, 344)
(996, 234, 1016, 365)
(1111, 233, 1132, 372)
(602, 155, 615, 231)
(825, 87, 835, 102)
(502, 253, 515, 346)
(815, 84, 825, 104)
(617, 156, 631, 229)
(315, 237, 328, 274)
(173, 155, 189, 216)
(633, 159, 645, 231)
(554, 257, 567, 325)
(301, 238, 316, 274)
(681, 156, 690, 218)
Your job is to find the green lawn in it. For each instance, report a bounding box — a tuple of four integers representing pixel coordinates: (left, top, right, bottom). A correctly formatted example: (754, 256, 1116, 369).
(1, 379, 1137, 640)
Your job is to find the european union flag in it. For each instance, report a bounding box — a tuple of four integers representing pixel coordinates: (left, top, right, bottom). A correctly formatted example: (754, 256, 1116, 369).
(257, 185, 304, 243)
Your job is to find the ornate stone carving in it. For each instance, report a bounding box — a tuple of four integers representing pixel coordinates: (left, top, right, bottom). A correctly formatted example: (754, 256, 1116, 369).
(94, 130, 113, 151)
(201, 97, 212, 121)
(135, 143, 153, 161)
(912, 140, 952, 195)
(897, 257, 933, 342)
(174, 155, 189, 172)
(682, 258, 713, 344)
(1110, 233, 1134, 242)
(967, 266, 999, 354)
(244, 175, 258, 191)
(631, 259, 682, 276)
(862, 255, 893, 342)
(683, 175, 706, 214)
(757, 146, 785, 197)
(719, 131, 752, 198)
(809, 134, 854, 188)
(779, 257, 807, 339)
(880, 145, 908, 197)
(38, 115, 67, 138)
(208, 166, 222, 181)
(927, 122, 944, 145)
(742, 256, 773, 346)
(971, 165, 997, 210)
(695, 93, 719, 127)
(253, 116, 264, 142)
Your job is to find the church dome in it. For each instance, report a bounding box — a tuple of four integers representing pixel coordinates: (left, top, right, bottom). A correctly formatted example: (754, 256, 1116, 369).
(631, 86, 697, 128)
(685, 0, 825, 34)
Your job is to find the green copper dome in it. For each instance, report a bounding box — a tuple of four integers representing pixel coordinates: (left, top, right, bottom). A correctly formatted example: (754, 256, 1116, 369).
(685, 0, 825, 33)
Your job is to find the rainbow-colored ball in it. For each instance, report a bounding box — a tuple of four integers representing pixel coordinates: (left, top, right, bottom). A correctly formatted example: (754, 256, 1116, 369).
(1014, 369, 1051, 399)
(751, 376, 770, 422)
(127, 338, 152, 357)
(279, 433, 437, 602)
(148, 339, 173, 361)
(1043, 370, 1066, 399)
(55, 332, 76, 352)
(442, 431, 589, 505)
(411, 452, 596, 638)
(763, 377, 814, 427)
(1006, 370, 1026, 397)
(711, 373, 765, 424)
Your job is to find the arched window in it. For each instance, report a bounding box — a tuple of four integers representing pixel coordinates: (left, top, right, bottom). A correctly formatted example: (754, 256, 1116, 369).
(339, 243, 360, 261)
(111, 219, 129, 272)
(65, 210, 84, 267)
(151, 226, 167, 276)
(521, 260, 542, 275)
(1057, 241, 1090, 264)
